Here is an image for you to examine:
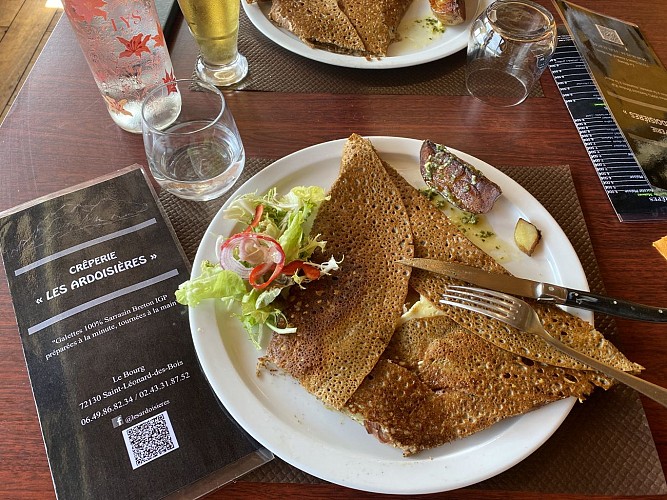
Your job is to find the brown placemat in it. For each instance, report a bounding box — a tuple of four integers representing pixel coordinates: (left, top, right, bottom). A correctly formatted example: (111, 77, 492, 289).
(230, 9, 545, 96)
(159, 160, 666, 495)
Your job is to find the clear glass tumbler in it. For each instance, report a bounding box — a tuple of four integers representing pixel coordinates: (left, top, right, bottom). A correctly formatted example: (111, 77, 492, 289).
(141, 79, 245, 201)
(176, 0, 249, 86)
(61, 0, 176, 133)
(465, 0, 557, 107)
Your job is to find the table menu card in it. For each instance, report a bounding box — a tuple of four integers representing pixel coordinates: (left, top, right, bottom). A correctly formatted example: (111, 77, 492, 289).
(554, 0, 667, 221)
(0, 166, 272, 499)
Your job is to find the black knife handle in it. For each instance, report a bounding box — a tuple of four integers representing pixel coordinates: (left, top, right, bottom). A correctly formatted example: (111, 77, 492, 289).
(563, 290, 667, 322)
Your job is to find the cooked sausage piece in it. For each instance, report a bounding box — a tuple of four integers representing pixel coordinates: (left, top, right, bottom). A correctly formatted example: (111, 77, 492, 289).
(429, 0, 465, 25)
(420, 140, 502, 214)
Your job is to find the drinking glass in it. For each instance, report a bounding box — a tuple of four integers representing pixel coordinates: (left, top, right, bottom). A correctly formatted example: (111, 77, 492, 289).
(465, 0, 557, 107)
(176, 0, 248, 86)
(141, 79, 245, 201)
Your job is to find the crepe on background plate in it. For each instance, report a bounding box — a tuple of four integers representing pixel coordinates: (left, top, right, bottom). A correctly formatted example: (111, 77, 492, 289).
(268, 0, 413, 56)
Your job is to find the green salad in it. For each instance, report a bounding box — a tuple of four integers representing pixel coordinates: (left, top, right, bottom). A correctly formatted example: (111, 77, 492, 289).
(175, 186, 338, 348)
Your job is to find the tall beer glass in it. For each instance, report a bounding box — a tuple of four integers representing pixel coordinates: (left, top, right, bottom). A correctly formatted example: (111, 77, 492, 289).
(177, 0, 248, 86)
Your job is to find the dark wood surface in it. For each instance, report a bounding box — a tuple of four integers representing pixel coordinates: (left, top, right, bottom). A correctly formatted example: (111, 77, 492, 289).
(1, 1, 667, 498)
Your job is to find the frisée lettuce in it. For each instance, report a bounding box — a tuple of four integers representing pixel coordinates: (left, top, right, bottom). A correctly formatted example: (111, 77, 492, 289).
(175, 186, 337, 348)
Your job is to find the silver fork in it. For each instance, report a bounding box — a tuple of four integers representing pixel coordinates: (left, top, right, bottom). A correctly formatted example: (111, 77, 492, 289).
(440, 285, 667, 409)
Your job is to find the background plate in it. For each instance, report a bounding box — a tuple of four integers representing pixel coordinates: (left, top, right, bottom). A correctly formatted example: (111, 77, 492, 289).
(242, 0, 492, 69)
(189, 137, 590, 494)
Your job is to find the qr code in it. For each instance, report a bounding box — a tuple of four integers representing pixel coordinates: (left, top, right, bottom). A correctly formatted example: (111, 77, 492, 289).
(122, 411, 179, 469)
(595, 24, 624, 46)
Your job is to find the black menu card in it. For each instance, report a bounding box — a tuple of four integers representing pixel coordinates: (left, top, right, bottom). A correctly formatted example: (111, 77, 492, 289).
(0, 166, 271, 499)
(554, 0, 667, 220)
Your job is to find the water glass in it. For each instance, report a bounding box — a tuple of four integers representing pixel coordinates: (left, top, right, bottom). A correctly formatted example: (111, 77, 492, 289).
(141, 79, 245, 201)
(177, 0, 248, 86)
(465, 0, 557, 107)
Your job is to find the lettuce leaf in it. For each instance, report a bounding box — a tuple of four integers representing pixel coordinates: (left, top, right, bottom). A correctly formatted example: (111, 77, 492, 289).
(175, 186, 329, 349)
(175, 262, 245, 307)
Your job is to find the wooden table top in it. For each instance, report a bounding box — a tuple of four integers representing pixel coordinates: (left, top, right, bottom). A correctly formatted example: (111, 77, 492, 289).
(1, 1, 666, 498)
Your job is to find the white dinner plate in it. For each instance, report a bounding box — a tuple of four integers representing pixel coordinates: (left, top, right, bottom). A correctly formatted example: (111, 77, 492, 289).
(242, 0, 493, 69)
(189, 137, 590, 494)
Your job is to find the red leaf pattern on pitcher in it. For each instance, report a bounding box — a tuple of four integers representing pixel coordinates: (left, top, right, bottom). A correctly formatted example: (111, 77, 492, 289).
(163, 69, 177, 94)
(152, 21, 165, 48)
(65, 0, 108, 23)
(117, 33, 152, 57)
(103, 95, 133, 116)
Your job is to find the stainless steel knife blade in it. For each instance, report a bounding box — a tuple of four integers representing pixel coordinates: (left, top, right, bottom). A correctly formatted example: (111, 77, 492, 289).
(399, 258, 667, 323)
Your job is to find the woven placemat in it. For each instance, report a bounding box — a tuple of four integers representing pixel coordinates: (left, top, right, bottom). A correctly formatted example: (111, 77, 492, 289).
(229, 9, 544, 96)
(159, 160, 666, 495)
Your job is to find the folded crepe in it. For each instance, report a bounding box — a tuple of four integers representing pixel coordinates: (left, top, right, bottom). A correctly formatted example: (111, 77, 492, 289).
(269, 0, 367, 55)
(269, 0, 412, 56)
(339, 0, 413, 56)
(345, 315, 615, 456)
(262, 134, 414, 409)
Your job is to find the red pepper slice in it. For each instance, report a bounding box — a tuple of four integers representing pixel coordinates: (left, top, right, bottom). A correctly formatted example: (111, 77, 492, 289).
(243, 204, 264, 233)
(249, 261, 286, 290)
(281, 260, 321, 280)
(248, 262, 276, 289)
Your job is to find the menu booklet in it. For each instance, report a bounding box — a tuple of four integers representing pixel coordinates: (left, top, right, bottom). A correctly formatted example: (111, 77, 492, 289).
(0, 166, 272, 499)
(553, 0, 667, 220)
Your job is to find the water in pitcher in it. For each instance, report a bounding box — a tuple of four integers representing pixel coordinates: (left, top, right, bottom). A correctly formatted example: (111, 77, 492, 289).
(61, 0, 176, 133)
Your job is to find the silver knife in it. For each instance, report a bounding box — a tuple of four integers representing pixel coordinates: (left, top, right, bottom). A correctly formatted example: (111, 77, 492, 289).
(400, 258, 667, 323)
